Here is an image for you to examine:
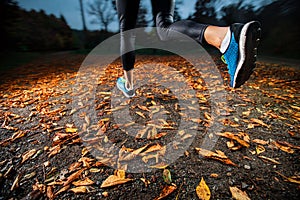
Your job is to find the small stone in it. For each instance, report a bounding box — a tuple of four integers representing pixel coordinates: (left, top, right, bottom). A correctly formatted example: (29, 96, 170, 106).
(241, 182, 249, 189)
(226, 172, 232, 176)
(244, 165, 251, 170)
(228, 179, 235, 186)
(227, 167, 233, 172)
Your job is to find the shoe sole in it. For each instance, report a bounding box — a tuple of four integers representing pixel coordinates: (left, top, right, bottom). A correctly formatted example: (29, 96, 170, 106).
(117, 82, 135, 98)
(233, 21, 261, 88)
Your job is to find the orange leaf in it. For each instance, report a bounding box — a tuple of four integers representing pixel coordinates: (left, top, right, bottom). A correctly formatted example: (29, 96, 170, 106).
(64, 168, 85, 186)
(216, 132, 250, 148)
(154, 184, 177, 200)
(195, 148, 237, 166)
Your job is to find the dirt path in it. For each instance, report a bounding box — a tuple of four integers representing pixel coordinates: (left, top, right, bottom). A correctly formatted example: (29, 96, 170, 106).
(0, 52, 299, 200)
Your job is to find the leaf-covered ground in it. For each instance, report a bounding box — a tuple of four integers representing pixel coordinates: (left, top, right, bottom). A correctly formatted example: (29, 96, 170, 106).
(0, 52, 299, 200)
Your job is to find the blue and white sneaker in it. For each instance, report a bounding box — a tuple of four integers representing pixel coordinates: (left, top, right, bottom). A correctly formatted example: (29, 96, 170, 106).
(116, 77, 135, 98)
(222, 21, 261, 88)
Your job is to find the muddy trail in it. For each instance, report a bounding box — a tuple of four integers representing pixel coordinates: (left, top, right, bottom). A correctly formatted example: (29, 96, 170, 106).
(0, 52, 299, 200)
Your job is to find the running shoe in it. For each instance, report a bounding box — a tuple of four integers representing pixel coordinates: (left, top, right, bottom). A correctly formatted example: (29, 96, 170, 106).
(222, 21, 261, 88)
(116, 77, 135, 98)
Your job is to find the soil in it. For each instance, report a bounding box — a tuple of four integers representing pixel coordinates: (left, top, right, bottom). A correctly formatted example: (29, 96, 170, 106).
(0, 52, 299, 200)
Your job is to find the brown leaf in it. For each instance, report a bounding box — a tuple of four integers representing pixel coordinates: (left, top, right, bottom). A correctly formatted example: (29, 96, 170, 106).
(271, 141, 294, 154)
(250, 118, 270, 128)
(196, 177, 211, 200)
(252, 139, 268, 145)
(154, 184, 177, 200)
(100, 175, 132, 188)
(46, 186, 54, 200)
(195, 148, 237, 166)
(229, 186, 251, 200)
(72, 177, 94, 186)
(216, 132, 250, 148)
(258, 156, 281, 164)
(21, 149, 37, 164)
(11, 174, 21, 191)
(54, 185, 70, 196)
(275, 171, 300, 184)
(64, 168, 85, 186)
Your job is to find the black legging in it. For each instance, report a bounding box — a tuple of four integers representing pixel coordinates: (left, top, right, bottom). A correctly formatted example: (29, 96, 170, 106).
(117, 0, 208, 71)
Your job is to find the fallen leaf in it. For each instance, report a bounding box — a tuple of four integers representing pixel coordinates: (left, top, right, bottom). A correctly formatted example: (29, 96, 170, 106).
(72, 177, 94, 186)
(252, 139, 268, 145)
(64, 168, 85, 186)
(256, 145, 265, 155)
(100, 175, 132, 188)
(65, 127, 77, 133)
(46, 186, 54, 200)
(136, 111, 146, 118)
(195, 148, 237, 166)
(258, 156, 281, 164)
(163, 169, 172, 184)
(69, 186, 87, 193)
(154, 184, 177, 200)
(54, 185, 70, 196)
(276, 141, 300, 150)
(216, 132, 250, 148)
(11, 174, 21, 191)
(229, 186, 251, 200)
(196, 177, 211, 200)
(271, 141, 294, 154)
(21, 149, 37, 163)
(250, 118, 270, 128)
(275, 171, 300, 184)
(210, 173, 219, 178)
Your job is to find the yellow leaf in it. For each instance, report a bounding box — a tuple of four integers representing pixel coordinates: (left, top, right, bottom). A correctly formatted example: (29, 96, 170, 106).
(256, 145, 265, 155)
(229, 186, 251, 200)
(65, 127, 77, 133)
(196, 177, 211, 200)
